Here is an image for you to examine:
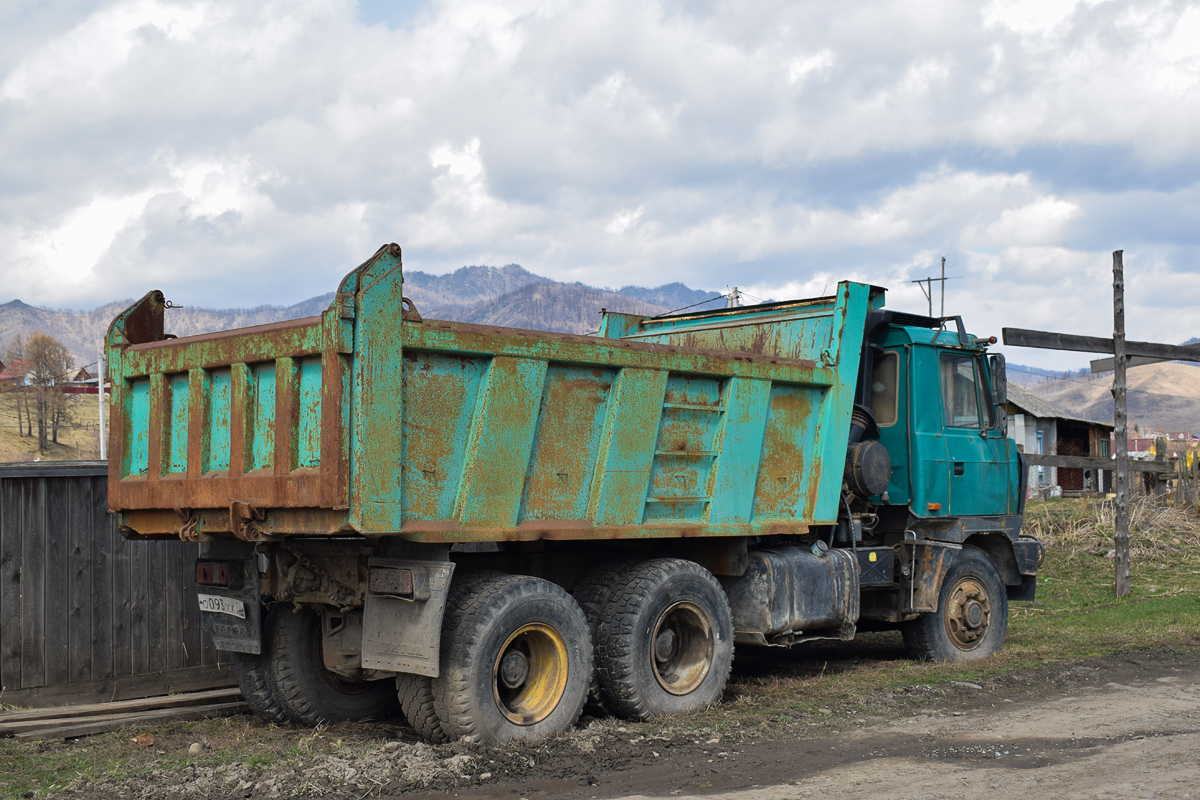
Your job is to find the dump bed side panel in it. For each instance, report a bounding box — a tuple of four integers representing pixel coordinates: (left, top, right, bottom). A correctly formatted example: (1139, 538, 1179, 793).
(107, 246, 873, 542)
(384, 282, 872, 539)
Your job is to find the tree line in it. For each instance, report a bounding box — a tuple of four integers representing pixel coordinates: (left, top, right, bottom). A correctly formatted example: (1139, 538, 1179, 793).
(2, 332, 77, 454)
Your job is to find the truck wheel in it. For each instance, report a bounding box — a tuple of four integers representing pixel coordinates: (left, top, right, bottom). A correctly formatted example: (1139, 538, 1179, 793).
(433, 574, 592, 744)
(266, 605, 399, 726)
(595, 559, 733, 721)
(902, 545, 1009, 663)
(233, 648, 289, 725)
(573, 559, 636, 716)
(396, 673, 450, 743)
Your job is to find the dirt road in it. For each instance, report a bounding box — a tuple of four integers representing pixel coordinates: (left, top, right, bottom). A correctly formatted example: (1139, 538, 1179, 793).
(409, 650, 1200, 800)
(46, 648, 1199, 799)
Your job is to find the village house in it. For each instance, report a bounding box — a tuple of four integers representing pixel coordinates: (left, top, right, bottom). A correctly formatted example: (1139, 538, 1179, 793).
(1006, 381, 1115, 497)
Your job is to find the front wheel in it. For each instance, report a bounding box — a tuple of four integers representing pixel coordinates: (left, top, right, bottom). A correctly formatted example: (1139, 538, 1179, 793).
(902, 545, 1008, 662)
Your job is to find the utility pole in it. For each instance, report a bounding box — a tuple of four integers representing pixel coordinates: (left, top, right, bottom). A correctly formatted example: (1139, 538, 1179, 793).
(726, 287, 742, 308)
(98, 348, 106, 461)
(1002, 249, 1142, 599)
(940, 256, 946, 317)
(1112, 251, 1131, 597)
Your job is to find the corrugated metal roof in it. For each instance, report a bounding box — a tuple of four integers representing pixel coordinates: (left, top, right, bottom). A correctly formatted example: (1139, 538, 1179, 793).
(1007, 381, 1113, 428)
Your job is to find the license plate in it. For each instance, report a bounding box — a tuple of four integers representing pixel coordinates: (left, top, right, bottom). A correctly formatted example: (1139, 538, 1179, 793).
(198, 594, 246, 619)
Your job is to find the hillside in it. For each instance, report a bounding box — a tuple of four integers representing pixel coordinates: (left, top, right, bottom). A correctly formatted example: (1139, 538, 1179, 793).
(1033, 361, 1200, 433)
(0, 266, 727, 368)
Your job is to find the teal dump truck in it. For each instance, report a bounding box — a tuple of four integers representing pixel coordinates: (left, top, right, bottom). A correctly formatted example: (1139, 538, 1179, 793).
(106, 244, 1039, 743)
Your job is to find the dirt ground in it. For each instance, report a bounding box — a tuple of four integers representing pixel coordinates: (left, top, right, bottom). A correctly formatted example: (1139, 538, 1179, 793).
(43, 646, 1198, 800)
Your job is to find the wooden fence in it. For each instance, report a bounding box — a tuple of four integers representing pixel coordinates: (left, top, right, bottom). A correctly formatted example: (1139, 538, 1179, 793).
(0, 461, 231, 708)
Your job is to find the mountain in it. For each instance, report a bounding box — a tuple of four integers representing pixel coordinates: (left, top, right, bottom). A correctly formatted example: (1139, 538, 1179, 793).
(460, 282, 666, 334)
(1032, 361, 1200, 433)
(1007, 363, 1093, 388)
(0, 265, 697, 367)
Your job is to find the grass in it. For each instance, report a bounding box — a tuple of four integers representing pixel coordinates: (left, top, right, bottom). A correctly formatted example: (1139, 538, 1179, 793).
(716, 496, 1200, 726)
(0, 392, 102, 462)
(2, 497, 1199, 797)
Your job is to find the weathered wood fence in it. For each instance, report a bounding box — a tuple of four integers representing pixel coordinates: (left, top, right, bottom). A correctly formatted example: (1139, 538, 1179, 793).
(0, 461, 231, 708)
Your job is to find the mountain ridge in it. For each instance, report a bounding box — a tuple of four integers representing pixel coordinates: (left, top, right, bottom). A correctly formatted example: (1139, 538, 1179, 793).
(0, 264, 730, 367)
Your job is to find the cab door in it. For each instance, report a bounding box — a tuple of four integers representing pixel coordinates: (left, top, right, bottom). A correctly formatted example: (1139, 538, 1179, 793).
(939, 352, 1009, 516)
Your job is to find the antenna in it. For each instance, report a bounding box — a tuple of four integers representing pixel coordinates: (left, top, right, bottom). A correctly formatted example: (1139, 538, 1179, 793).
(910, 256, 960, 316)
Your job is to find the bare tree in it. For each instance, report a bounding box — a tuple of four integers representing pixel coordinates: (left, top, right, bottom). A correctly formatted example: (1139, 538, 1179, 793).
(24, 332, 73, 453)
(3, 334, 32, 438)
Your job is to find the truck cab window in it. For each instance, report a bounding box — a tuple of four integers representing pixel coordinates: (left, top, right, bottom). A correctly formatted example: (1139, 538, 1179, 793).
(870, 351, 899, 426)
(940, 353, 982, 429)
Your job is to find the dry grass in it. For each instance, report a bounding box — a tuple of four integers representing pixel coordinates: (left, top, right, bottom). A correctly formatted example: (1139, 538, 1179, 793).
(0, 392, 102, 462)
(1021, 495, 1200, 562)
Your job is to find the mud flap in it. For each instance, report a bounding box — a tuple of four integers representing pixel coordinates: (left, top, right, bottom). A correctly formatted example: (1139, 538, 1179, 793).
(361, 558, 455, 677)
(902, 540, 962, 614)
(197, 555, 264, 654)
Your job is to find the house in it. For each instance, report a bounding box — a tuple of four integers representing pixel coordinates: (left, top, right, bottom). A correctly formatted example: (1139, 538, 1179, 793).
(0, 358, 29, 387)
(1007, 381, 1115, 497)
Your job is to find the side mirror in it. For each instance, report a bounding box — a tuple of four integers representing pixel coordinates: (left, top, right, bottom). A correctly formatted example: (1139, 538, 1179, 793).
(989, 354, 1007, 406)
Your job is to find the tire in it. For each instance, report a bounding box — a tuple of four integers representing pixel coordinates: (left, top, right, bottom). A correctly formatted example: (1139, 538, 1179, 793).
(573, 559, 637, 716)
(902, 545, 1009, 663)
(433, 573, 592, 745)
(396, 673, 450, 743)
(594, 558, 734, 721)
(233, 648, 289, 725)
(266, 605, 400, 726)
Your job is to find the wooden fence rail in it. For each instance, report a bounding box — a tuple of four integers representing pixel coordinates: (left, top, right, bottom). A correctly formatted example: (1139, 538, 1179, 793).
(0, 461, 230, 708)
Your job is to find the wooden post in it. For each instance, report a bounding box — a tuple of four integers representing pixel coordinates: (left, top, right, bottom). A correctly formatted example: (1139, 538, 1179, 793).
(1153, 436, 1168, 498)
(1177, 456, 1185, 508)
(1112, 250, 1132, 598)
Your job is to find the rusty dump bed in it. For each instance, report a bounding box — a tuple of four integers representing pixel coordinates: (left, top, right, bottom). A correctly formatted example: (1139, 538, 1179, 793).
(106, 244, 881, 543)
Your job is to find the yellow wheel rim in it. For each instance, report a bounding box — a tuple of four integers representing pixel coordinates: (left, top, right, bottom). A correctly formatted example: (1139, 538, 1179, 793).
(651, 601, 713, 696)
(944, 577, 992, 650)
(491, 623, 569, 725)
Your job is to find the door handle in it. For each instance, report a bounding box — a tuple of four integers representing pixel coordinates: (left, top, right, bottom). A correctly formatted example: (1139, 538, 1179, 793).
(953, 462, 965, 476)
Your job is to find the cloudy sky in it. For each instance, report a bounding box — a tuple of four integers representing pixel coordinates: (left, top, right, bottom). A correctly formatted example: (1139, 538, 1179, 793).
(2, 0, 1198, 368)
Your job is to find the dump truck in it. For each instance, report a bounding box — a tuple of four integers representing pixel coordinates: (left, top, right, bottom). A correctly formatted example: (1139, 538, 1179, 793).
(105, 243, 1040, 744)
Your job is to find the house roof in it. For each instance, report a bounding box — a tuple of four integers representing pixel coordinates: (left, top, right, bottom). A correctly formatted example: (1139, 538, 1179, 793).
(1007, 381, 1114, 429)
(0, 358, 26, 381)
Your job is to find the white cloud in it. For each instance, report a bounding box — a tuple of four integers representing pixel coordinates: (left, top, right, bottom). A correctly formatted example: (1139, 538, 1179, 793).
(0, 0, 1199, 368)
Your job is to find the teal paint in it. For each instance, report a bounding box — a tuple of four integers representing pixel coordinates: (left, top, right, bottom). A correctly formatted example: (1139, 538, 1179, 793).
(456, 356, 549, 528)
(518, 364, 615, 521)
(104, 243, 1021, 542)
(400, 352, 488, 521)
(808, 282, 872, 522)
(707, 377, 772, 524)
(645, 374, 725, 521)
(752, 384, 817, 520)
(348, 244, 406, 533)
(297, 357, 322, 469)
(250, 362, 276, 471)
(206, 368, 232, 473)
(125, 378, 150, 477)
(587, 368, 668, 526)
(166, 374, 189, 473)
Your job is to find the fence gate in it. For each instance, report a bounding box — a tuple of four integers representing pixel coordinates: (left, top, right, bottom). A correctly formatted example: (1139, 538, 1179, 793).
(0, 461, 230, 708)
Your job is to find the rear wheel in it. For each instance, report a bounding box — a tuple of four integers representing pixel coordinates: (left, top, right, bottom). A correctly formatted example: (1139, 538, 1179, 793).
(902, 545, 1008, 662)
(266, 605, 399, 726)
(573, 559, 636, 716)
(233, 648, 289, 725)
(396, 673, 449, 743)
(595, 559, 733, 721)
(433, 574, 592, 744)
